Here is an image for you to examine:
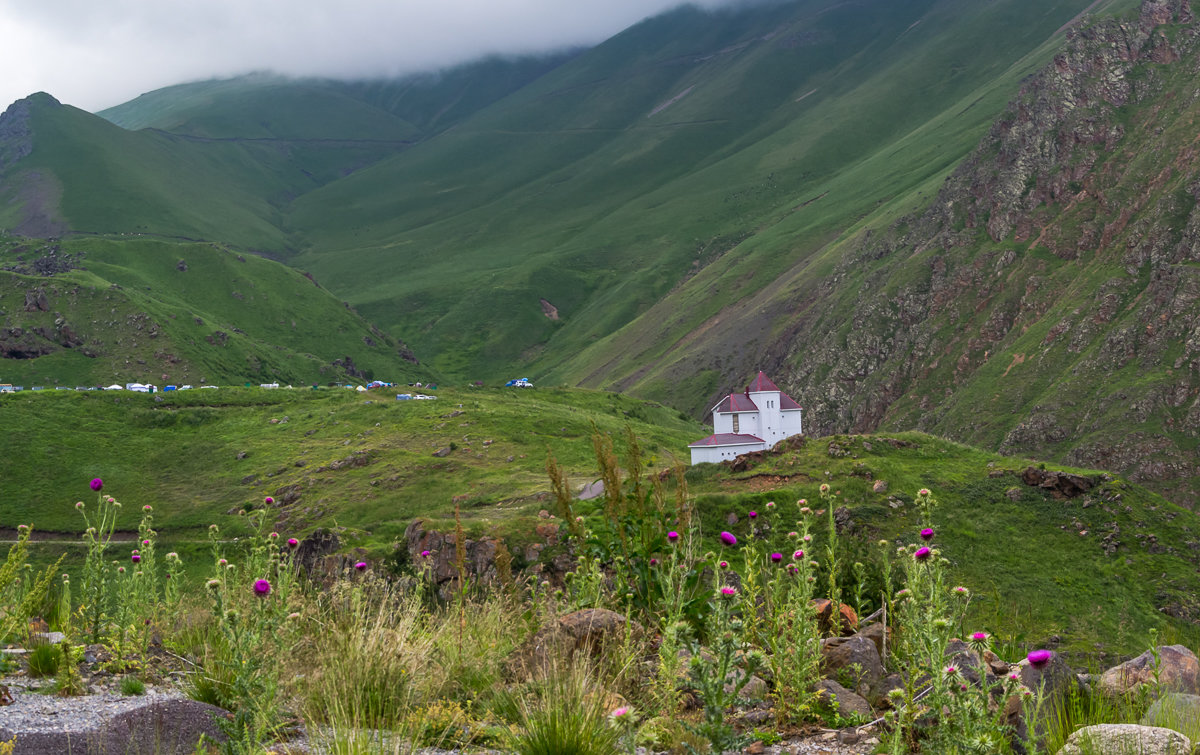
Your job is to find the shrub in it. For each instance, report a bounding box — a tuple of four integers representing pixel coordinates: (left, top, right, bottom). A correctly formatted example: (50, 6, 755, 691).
(120, 675, 146, 695)
(508, 662, 623, 755)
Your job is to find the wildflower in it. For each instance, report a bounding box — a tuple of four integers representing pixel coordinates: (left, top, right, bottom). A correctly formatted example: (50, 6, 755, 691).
(770, 552, 783, 563)
(787, 531, 799, 539)
(667, 531, 679, 542)
(131, 554, 141, 563)
(206, 579, 220, 590)
(62, 574, 69, 580)
(953, 586, 970, 596)
(944, 665, 959, 677)
(142, 539, 150, 546)
(719, 586, 737, 598)
(117, 566, 126, 574)
(803, 533, 812, 542)
(420, 549, 431, 557)
(209, 524, 219, 532)
(765, 501, 775, 509)
(748, 510, 757, 519)
(799, 506, 812, 515)
(718, 560, 729, 569)
(786, 564, 798, 575)
(288, 612, 301, 620)
(914, 546, 932, 561)
(819, 483, 829, 493)
(75, 502, 84, 510)
(895, 588, 911, 600)
(793, 550, 804, 560)
(649, 558, 658, 566)
(90, 478, 103, 492)
(719, 531, 737, 546)
(17, 524, 28, 531)
(264, 496, 274, 505)
(86, 527, 96, 536)
(287, 538, 299, 548)
(920, 528, 934, 541)
(135, 571, 143, 577)
(268, 532, 279, 540)
(1009, 672, 1020, 682)
(218, 558, 228, 566)
(971, 631, 989, 642)
(610, 706, 630, 719)
(253, 579, 272, 597)
(933, 618, 950, 630)
(1027, 649, 1053, 669)
(918, 488, 931, 497)
(354, 561, 367, 571)
(142, 505, 152, 512)
(878, 539, 889, 547)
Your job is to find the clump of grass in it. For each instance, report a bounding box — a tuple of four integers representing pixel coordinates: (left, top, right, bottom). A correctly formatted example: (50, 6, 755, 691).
(508, 662, 623, 755)
(27, 643, 60, 678)
(120, 675, 146, 695)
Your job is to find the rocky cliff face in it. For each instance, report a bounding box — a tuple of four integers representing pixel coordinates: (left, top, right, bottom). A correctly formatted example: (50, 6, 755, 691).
(769, 0, 1200, 504)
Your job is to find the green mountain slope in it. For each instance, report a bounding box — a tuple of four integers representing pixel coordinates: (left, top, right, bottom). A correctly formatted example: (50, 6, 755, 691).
(580, 1, 1200, 503)
(285, 0, 1114, 380)
(0, 235, 431, 387)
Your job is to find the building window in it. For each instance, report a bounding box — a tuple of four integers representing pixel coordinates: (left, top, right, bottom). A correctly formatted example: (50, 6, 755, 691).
(732, 414, 740, 433)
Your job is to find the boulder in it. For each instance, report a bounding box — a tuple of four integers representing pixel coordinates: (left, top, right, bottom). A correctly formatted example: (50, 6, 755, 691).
(813, 599, 858, 636)
(1099, 645, 1200, 697)
(857, 621, 891, 660)
(816, 679, 873, 720)
(821, 634, 884, 697)
(1141, 693, 1200, 743)
(516, 609, 642, 675)
(0, 695, 226, 755)
(1057, 724, 1191, 755)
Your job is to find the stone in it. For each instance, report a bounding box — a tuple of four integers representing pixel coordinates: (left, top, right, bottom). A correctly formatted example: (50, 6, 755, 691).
(0, 697, 227, 755)
(432, 447, 452, 457)
(857, 622, 890, 660)
(816, 679, 873, 720)
(872, 479, 888, 493)
(516, 609, 642, 675)
(1141, 693, 1200, 742)
(820, 634, 884, 696)
(812, 598, 858, 636)
(1099, 645, 1200, 697)
(1057, 724, 1191, 755)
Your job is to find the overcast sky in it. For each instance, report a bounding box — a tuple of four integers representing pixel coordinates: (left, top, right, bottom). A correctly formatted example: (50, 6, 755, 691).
(0, 0, 741, 113)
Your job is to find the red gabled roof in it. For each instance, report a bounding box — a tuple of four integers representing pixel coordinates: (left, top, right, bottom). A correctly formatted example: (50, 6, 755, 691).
(688, 433, 765, 447)
(747, 371, 779, 393)
(712, 393, 758, 414)
(779, 393, 802, 411)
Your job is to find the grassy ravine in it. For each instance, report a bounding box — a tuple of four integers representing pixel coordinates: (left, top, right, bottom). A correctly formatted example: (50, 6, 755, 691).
(3, 381, 1196, 659)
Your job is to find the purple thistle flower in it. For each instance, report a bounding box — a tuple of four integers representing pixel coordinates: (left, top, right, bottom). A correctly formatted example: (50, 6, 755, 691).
(914, 546, 932, 561)
(793, 550, 804, 560)
(719, 586, 737, 598)
(131, 554, 140, 563)
(770, 552, 783, 563)
(719, 531, 737, 546)
(1027, 649, 1053, 668)
(90, 478, 103, 492)
(253, 579, 272, 597)
(420, 549, 431, 557)
(920, 528, 934, 541)
(971, 632, 989, 642)
(264, 496, 274, 505)
(748, 510, 757, 519)
(649, 558, 659, 566)
(718, 560, 729, 570)
(667, 531, 679, 542)
(354, 561, 367, 571)
(287, 538, 299, 548)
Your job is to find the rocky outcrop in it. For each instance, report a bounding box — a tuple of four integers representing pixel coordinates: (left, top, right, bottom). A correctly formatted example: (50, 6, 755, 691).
(1019, 467, 1096, 498)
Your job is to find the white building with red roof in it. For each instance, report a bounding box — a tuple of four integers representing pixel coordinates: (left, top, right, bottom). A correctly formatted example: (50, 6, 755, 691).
(688, 371, 803, 464)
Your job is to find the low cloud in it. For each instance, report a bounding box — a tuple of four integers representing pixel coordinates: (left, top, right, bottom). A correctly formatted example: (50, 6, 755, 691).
(0, 0, 737, 112)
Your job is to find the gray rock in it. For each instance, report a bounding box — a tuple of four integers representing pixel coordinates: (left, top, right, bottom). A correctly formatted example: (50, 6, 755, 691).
(1141, 693, 1200, 743)
(816, 679, 873, 720)
(1057, 724, 1191, 755)
(0, 694, 226, 755)
(1099, 645, 1200, 698)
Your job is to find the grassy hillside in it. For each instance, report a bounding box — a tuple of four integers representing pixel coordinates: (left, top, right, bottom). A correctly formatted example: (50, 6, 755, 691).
(681, 431, 1200, 659)
(287, 0, 1112, 379)
(0, 235, 431, 387)
(0, 385, 704, 546)
(3, 381, 1193, 657)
